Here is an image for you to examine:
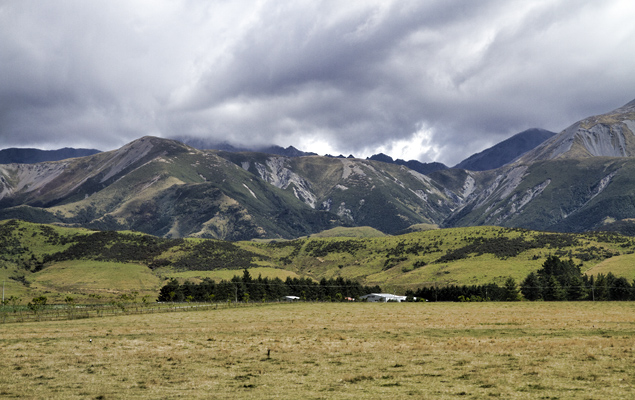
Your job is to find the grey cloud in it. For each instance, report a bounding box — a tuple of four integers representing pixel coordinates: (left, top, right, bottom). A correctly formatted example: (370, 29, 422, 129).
(1, 0, 634, 165)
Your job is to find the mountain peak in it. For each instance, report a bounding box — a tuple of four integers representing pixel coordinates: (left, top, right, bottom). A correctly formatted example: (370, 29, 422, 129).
(518, 99, 635, 163)
(367, 153, 394, 163)
(256, 145, 317, 157)
(116, 136, 193, 157)
(454, 128, 556, 171)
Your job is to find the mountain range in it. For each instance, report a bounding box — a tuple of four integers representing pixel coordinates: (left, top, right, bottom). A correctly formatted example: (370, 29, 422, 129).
(1, 98, 634, 240)
(172, 136, 318, 158)
(0, 147, 101, 164)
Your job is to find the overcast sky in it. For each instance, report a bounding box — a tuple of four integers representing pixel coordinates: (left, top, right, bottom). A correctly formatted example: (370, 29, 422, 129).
(1, 0, 634, 166)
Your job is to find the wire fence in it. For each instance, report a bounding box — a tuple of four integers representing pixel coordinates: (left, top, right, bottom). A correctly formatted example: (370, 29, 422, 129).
(0, 300, 269, 325)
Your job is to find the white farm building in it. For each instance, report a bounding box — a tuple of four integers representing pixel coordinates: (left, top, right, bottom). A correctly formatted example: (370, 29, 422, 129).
(360, 293, 411, 302)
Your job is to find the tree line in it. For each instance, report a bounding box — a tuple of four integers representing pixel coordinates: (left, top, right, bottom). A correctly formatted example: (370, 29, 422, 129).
(519, 255, 634, 301)
(158, 269, 382, 303)
(411, 255, 635, 302)
(158, 256, 635, 303)
(408, 278, 520, 302)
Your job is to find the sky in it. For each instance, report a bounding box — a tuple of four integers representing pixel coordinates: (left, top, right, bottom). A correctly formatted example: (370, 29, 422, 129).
(1, 1, 635, 166)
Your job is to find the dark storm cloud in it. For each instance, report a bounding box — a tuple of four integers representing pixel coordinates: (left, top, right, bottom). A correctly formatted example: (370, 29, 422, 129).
(1, 1, 634, 165)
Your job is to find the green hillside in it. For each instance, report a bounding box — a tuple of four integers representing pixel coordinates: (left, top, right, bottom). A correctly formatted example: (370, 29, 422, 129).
(3, 219, 635, 303)
(253, 226, 635, 291)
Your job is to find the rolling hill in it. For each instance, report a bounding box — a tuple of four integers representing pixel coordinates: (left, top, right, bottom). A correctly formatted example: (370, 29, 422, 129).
(2, 219, 635, 302)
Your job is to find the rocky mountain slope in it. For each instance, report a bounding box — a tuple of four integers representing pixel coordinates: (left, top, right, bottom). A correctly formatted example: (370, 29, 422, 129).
(518, 99, 635, 163)
(438, 99, 635, 233)
(1, 98, 635, 239)
(0, 137, 458, 239)
(438, 157, 635, 232)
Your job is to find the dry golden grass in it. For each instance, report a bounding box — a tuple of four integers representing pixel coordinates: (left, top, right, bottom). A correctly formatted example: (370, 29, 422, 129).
(2, 302, 635, 399)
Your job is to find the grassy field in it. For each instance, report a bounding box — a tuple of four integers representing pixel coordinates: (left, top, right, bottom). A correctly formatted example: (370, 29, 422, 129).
(29, 260, 164, 301)
(2, 302, 635, 399)
(585, 252, 635, 280)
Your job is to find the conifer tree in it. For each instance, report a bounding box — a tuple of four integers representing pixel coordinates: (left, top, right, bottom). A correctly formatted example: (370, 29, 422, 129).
(502, 277, 520, 301)
(566, 274, 587, 301)
(593, 273, 609, 301)
(609, 276, 631, 301)
(543, 275, 566, 301)
(520, 272, 542, 301)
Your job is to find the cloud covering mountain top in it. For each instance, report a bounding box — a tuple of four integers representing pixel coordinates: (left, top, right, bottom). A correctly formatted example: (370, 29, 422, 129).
(1, 0, 635, 165)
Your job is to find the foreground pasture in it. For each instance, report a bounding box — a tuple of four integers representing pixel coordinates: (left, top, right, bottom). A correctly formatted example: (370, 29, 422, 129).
(1, 302, 635, 399)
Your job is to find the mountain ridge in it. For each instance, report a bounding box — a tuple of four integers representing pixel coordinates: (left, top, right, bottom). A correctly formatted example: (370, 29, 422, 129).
(0, 147, 101, 164)
(454, 128, 556, 171)
(366, 153, 448, 175)
(2, 99, 635, 239)
(172, 136, 318, 158)
(517, 98, 635, 163)
(1, 136, 455, 239)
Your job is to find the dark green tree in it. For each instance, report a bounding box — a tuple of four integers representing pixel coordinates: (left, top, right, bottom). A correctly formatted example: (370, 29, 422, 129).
(502, 277, 520, 301)
(520, 272, 542, 301)
(566, 274, 587, 301)
(158, 278, 183, 302)
(543, 275, 566, 301)
(242, 268, 252, 284)
(538, 256, 582, 288)
(609, 276, 631, 301)
(593, 273, 609, 301)
(2, 295, 21, 308)
(522, 255, 586, 301)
